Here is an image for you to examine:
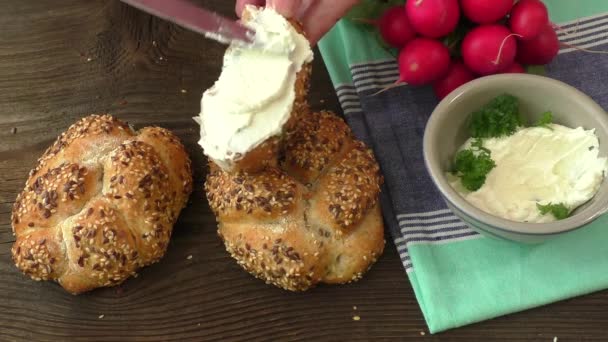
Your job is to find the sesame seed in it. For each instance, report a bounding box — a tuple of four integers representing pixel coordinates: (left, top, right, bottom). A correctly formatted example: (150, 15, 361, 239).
(352, 316, 360, 321)
(98, 314, 104, 319)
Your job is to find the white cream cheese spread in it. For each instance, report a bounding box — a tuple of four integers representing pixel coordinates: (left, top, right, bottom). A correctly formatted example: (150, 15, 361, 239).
(195, 6, 313, 170)
(449, 124, 608, 223)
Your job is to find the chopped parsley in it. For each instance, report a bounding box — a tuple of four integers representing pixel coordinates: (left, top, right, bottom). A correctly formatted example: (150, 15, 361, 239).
(471, 138, 490, 154)
(533, 111, 554, 130)
(468, 94, 523, 138)
(453, 141, 496, 192)
(536, 202, 570, 220)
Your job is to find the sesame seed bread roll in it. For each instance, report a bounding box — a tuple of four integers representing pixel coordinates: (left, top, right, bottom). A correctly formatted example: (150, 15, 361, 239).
(11, 115, 193, 294)
(205, 111, 385, 291)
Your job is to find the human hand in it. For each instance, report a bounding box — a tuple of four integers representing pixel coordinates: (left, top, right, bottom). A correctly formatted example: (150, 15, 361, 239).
(235, 0, 359, 45)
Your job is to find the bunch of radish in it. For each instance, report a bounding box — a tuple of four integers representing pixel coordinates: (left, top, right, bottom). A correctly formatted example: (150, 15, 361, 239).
(375, 0, 559, 99)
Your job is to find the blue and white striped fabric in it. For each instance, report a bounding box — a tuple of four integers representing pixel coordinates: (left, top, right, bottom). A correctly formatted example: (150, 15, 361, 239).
(319, 5, 608, 332)
(328, 13, 608, 273)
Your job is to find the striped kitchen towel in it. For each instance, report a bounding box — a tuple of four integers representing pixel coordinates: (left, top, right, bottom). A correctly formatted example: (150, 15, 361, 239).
(318, 0, 608, 333)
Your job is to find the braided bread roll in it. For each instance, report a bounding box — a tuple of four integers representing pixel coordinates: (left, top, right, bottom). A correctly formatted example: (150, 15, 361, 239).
(206, 111, 385, 290)
(11, 115, 193, 294)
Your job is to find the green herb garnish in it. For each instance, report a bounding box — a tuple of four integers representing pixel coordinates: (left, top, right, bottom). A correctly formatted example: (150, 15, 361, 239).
(533, 111, 554, 130)
(471, 138, 491, 154)
(453, 144, 496, 192)
(536, 202, 570, 220)
(469, 94, 523, 139)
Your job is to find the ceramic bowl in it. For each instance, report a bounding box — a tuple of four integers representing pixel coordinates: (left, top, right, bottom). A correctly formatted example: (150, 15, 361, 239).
(423, 74, 608, 243)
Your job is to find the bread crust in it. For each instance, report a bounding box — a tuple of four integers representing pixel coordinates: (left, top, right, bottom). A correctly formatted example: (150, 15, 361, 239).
(11, 114, 193, 294)
(206, 112, 385, 291)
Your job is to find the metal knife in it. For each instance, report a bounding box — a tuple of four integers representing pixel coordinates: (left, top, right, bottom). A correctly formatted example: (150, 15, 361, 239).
(120, 0, 255, 45)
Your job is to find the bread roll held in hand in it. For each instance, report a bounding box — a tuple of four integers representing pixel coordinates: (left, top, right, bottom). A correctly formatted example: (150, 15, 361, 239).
(11, 115, 192, 294)
(197, 6, 385, 291)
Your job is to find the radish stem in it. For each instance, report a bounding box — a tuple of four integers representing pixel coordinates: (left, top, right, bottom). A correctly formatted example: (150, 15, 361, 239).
(492, 33, 522, 65)
(370, 81, 403, 96)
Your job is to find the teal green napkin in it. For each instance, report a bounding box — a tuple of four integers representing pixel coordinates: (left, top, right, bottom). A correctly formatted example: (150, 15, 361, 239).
(318, 0, 608, 333)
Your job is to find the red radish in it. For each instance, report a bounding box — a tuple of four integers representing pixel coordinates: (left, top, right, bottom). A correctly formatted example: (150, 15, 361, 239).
(405, 0, 460, 38)
(460, 0, 514, 24)
(461, 24, 517, 75)
(509, 0, 549, 40)
(378, 6, 417, 47)
(432, 62, 475, 99)
(516, 23, 559, 65)
(398, 38, 451, 85)
(499, 62, 526, 73)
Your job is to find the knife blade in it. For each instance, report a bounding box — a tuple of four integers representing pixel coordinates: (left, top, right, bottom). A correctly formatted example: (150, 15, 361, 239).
(121, 0, 255, 45)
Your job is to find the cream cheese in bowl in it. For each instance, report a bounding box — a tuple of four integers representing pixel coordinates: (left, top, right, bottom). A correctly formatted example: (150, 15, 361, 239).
(423, 74, 608, 243)
(448, 124, 608, 223)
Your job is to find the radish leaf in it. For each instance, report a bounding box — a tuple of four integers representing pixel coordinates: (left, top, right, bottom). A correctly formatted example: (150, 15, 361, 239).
(526, 65, 546, 76)
(345, 0, 404, 21)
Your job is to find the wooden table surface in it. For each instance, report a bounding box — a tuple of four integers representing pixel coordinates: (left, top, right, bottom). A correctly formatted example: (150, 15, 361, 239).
(1, 1, 607, 341)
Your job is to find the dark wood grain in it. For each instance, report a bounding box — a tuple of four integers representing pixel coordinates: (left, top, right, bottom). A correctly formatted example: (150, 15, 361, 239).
(0, 1, 607, 341)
